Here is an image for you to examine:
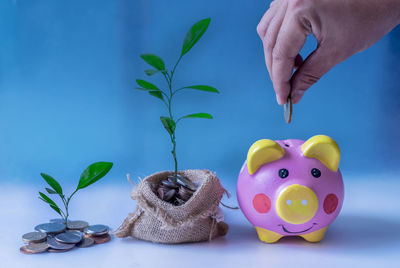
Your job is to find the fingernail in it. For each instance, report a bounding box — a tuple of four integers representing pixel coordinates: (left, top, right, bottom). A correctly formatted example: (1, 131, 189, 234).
(276, 94, 284, 105)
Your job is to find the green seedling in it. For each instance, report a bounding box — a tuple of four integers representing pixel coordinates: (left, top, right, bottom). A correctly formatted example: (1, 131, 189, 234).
(136, 18, 219, 181)
(38, 161, 113, 225)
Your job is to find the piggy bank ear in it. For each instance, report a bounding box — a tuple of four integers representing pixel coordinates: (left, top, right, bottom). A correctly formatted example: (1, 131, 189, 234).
(301, 135, 341, 172)
(247, 139, 285, 175)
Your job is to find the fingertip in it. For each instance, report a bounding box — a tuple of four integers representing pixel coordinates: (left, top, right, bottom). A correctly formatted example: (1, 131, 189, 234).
(276, 94, 286, 105)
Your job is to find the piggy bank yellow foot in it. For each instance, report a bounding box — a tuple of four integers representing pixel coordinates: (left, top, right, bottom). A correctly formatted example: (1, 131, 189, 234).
(255, 227, 283, 243)
(300, 226, 328, 242)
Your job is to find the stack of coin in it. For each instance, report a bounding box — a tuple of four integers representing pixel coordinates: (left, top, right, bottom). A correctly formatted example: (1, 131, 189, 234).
(151, 174, 198, 206)
(20, 220, 111, 254)
(83, 224, 111, 244)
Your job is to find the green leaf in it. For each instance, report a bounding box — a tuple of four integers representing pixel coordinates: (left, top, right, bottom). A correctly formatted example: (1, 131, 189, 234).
(140, 54, 165, 70)
(136, 79, 159, 90)
(39, 192, 59, 207)
(149, 90, 164, 100)
(49, 204, 62, 215)
(144, 70, 168, 76)
(77, 162, 113, 190)
(181, 18, 211, 56)
(39, 192, 62, 216)
(40, 173, 63, 195)
(182, 113, 213, 119)
(144, 69, 159, 76)
(184, 85, 219, 93)
(39, 195, 62, 215)
(45, 188, 57, 194)
(160, 116, 176, 135)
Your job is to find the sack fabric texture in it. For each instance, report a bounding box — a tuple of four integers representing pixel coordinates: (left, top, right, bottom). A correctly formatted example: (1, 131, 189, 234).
(114, 169, 229, 244)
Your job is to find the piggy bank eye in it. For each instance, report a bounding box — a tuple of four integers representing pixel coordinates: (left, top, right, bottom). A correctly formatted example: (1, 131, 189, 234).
(311, 168, 321, 178)
(278, 168, 289, 178)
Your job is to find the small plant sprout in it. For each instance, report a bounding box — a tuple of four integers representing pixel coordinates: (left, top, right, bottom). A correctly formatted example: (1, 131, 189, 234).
(38, 162, 113, 225)
(136, 18, 219, 181)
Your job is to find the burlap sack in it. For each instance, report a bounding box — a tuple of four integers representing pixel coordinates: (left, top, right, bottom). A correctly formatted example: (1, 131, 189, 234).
(114, 169, 228, 244)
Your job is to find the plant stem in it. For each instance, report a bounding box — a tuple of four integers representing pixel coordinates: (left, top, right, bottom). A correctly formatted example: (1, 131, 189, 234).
(159, 55, 184, 182)
(62, 189, 79, 226)
(170, 55, 182, 87)
(168, 83, 178, 181)
(165, 55, 183, 181)
(171, 133, 178, 180)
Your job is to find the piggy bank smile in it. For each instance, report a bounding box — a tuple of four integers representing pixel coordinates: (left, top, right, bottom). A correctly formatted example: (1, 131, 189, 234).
(279, 223, 317, 234)
(237, 135, 344, 243)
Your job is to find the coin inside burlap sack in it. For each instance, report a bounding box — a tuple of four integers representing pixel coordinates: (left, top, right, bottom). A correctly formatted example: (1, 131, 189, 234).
(114, 169, 229, 244)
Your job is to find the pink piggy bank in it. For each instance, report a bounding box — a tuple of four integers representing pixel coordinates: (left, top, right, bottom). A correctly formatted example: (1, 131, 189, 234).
(237, 135, 344, 243)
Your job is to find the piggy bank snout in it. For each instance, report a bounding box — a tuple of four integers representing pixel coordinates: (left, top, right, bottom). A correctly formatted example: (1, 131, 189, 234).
(276, 184, 318, 224)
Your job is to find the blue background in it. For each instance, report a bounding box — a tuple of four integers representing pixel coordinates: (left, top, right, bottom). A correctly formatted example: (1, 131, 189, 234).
(1, 0, 399, 185)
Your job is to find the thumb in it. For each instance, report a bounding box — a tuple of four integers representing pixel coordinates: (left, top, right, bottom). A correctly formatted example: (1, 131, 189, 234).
(290, 47, 338, 104)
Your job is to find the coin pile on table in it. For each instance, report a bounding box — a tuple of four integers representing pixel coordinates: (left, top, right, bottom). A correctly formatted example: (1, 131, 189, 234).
(152, 174, 199, 206)
(20, 219, 111, 254)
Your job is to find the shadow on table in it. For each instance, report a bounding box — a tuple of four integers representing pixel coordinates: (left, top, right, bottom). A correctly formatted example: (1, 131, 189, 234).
(116, 213, 400, 254)
(316, 214, 400, 251)
(211, 214, 400, 252)
(208, 223, 257, 247)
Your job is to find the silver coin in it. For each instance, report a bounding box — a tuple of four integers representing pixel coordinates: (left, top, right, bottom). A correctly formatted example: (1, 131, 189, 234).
(55, 232, 82, 244)
(176, 175, 198, 191)
(177, 186, 193, 201)
(23, 242, 49, 253)
(65, 230, 84, 238)
(283, 95, 293, 123)
(164, 189, 176, 201)
(161, 179, 179, 189)
(76, 237, 94, 248)
(22, 232, 47, 244)
(84, 224, 109, 236)
(67, 220, 89, 230)
(49, 218, 67, 224)
(34, 223, 66, 234)
(48, 247, 75, 253)
(47, 236, 76, 250)
(157, 187, 165, 200)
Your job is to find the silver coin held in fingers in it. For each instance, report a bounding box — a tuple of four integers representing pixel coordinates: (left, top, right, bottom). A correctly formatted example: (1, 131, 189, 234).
(283, 95, 293, 123)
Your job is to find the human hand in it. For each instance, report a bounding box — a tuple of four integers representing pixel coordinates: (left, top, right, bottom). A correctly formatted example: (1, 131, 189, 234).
(257, 0, 400, 105)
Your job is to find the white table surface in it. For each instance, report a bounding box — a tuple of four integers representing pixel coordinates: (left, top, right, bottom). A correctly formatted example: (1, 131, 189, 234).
(2, 174, 400, 268)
